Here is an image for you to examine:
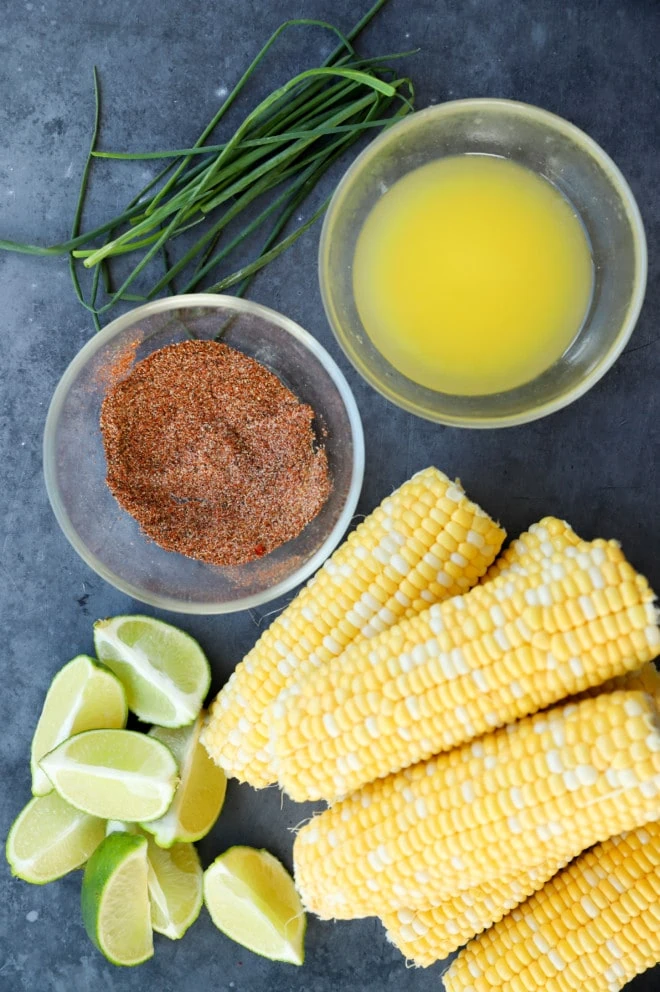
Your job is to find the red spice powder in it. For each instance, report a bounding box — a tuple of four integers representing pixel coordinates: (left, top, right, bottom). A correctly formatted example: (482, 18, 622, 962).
(99, 340, 332, 566)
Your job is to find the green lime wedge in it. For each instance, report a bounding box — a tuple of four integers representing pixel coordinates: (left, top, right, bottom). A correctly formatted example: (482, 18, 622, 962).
(81, 832, 153, 966)
(31, 655, 127, 796)
(6, 792, 106, 884)
(103, 824, 202, 941)
(146, 835, 202, 939)
(39, 729, 178, 821)
(141, 714, 226, 847)
(93, 615, 210, 727)
(203, 846, 306, 965)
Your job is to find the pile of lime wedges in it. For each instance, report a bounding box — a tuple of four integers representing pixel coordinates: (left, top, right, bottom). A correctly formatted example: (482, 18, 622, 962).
(6, 615, 306, 967)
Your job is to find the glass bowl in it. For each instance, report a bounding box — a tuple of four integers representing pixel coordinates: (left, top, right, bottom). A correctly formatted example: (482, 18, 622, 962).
(43, 295, 364, 614)
(319, 98, 647, 428)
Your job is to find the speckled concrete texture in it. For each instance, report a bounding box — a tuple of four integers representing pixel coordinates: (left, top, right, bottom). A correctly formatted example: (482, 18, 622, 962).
(1, 1, 659, 989)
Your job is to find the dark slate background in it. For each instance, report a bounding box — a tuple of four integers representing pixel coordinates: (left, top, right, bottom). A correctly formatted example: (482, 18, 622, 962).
(1, 1, 658, 989)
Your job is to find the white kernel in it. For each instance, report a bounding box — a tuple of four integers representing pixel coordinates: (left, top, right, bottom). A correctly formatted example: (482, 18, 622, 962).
(451, 552, 468, 568)
(411, 918, 429, 937)
(391, 553, 409, 576)
(510, 787, 525, 810)
(414, 869, 431, 885)
(563, 771, 580, 791)
(472, 669, 489, 692)
(405, 696, 421, 720)
(365, 717, 380, 739)
(606, 768, 620, 788)
(548, 949, 566, 971)
(451, 855, 465, 870)
(647, 623, 660, 648)
(546, 750, 563, 773)
(524, 912, 538, 932)
(455, 705, 470, 724)
(589, 566, 605, 589)
(360, 793, 372, 809)
(461, 781, 475, 803)
(645, 732, 660, 753)
(618, 768, 639, 788)
(608, 875, 625, 895)
(510, 680, 524, 699)
(624, 698, 644, 717)
(550, 722, 565, 746)
(606, 938, 623, 959)
(340, 807, 351, 821)
(378, 607, 397, 626)
(420, 589, 435, 602)
(367, 849, 384, 872)
(467, 530, 485, 548)
(537, 585, 553, 607)
(446, 485, 464, 502)
(347, 753, 361, 772)
(451, 647, 470, 675)
(394, 589, 410, 608)
(402, 788, 415, 803)
(508, 816, 522, 834)
(493, 629, 511, 651)
(579, 595, 597, 621)
(436, 571, 453, 588)
(429, 614, 445, 635)
(576, 764, 598, 786)
(516, 618, 533, 640)
(439, 655, 457, 680)
(471, 741, 485, 758)
(484, 755, 498, 770)
(411, 643, 428, 665)
(322, 713, 340, 738)
(445, 919, 460, 936)
(300, 607, 315, 622)
(366, 878, 379, 892)
(524, 588, 539, 606)
(363, 592, 380, 612)
(550, 563, 566, 580)
(397, 908, 414, 925)
(536, 823, 552, 842)
(533, 933, 550, 954)
(484, 712, 499, 727)
(397, 726, 412, 741)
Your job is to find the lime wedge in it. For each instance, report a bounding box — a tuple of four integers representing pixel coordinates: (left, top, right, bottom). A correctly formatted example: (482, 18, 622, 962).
(203, 846, 306, 965)
(141, 714, 226, 847)
(31, 655, 127, 796)
(6, 792, 105, 884)
(39, 728, 178, 822)
(81, 832, 153, 966)
(93, 615, 210, 727)
(146, 835, 202, 939)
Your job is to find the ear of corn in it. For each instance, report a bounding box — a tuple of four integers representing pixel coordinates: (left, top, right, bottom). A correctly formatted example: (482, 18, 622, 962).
(293, 690, 660, 920)
(382, 858, 568, 966)
(444, 820, 660, 992)
(272, 523, 659, 802)
(202, 467, 505, 788)
(381, 662, 660, 967)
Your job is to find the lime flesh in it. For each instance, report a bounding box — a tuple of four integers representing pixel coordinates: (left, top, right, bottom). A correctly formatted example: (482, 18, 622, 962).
(94, 615, 210, 728)
(31, 655, 127, 796)
(141, 714, 226, 847)
(6, 792, 106, 884)
(203, 846, 305, 965)
(39, 728, 178, 821)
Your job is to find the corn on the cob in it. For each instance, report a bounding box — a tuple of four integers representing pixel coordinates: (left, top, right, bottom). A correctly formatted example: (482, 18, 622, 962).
(202, 467, 505, 788)
(293, 690, 660, 920)
(382, 663, 660, 966)
(444, 820, 660, 992)
(272, 523, 659, 802)
(382, 859, 568, 966)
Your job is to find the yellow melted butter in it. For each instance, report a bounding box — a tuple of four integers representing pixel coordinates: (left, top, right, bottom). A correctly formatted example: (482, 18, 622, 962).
(353, 155, 594, 396)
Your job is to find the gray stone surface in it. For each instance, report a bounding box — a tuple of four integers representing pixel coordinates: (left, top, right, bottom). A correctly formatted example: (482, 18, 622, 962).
(1, 0, 659, 989)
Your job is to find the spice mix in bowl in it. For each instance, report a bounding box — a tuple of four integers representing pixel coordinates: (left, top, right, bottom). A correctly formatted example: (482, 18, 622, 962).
(100, 340, 332, 567)
(43, 295, 364, 613)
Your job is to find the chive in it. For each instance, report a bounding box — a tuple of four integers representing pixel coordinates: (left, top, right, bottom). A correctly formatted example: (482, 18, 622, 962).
(68, 66, 101, 330)
(0, 1, 416, 325)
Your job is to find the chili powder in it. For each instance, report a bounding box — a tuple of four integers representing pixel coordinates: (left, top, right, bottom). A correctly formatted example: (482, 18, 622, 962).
(99, 340, 332, 566)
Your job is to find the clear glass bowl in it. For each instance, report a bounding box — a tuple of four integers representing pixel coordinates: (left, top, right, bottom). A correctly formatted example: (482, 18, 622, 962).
(319, 98, 647, 427)
(43, 295, 364, 614)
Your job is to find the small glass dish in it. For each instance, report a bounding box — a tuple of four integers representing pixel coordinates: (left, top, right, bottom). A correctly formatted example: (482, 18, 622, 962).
(319, 98, 647, 427)
(43, 295, 364, 614)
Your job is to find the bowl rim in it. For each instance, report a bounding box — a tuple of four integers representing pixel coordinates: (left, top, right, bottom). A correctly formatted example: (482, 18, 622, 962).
(43, 293, 365, 614)
(318, 97, 648, 428)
